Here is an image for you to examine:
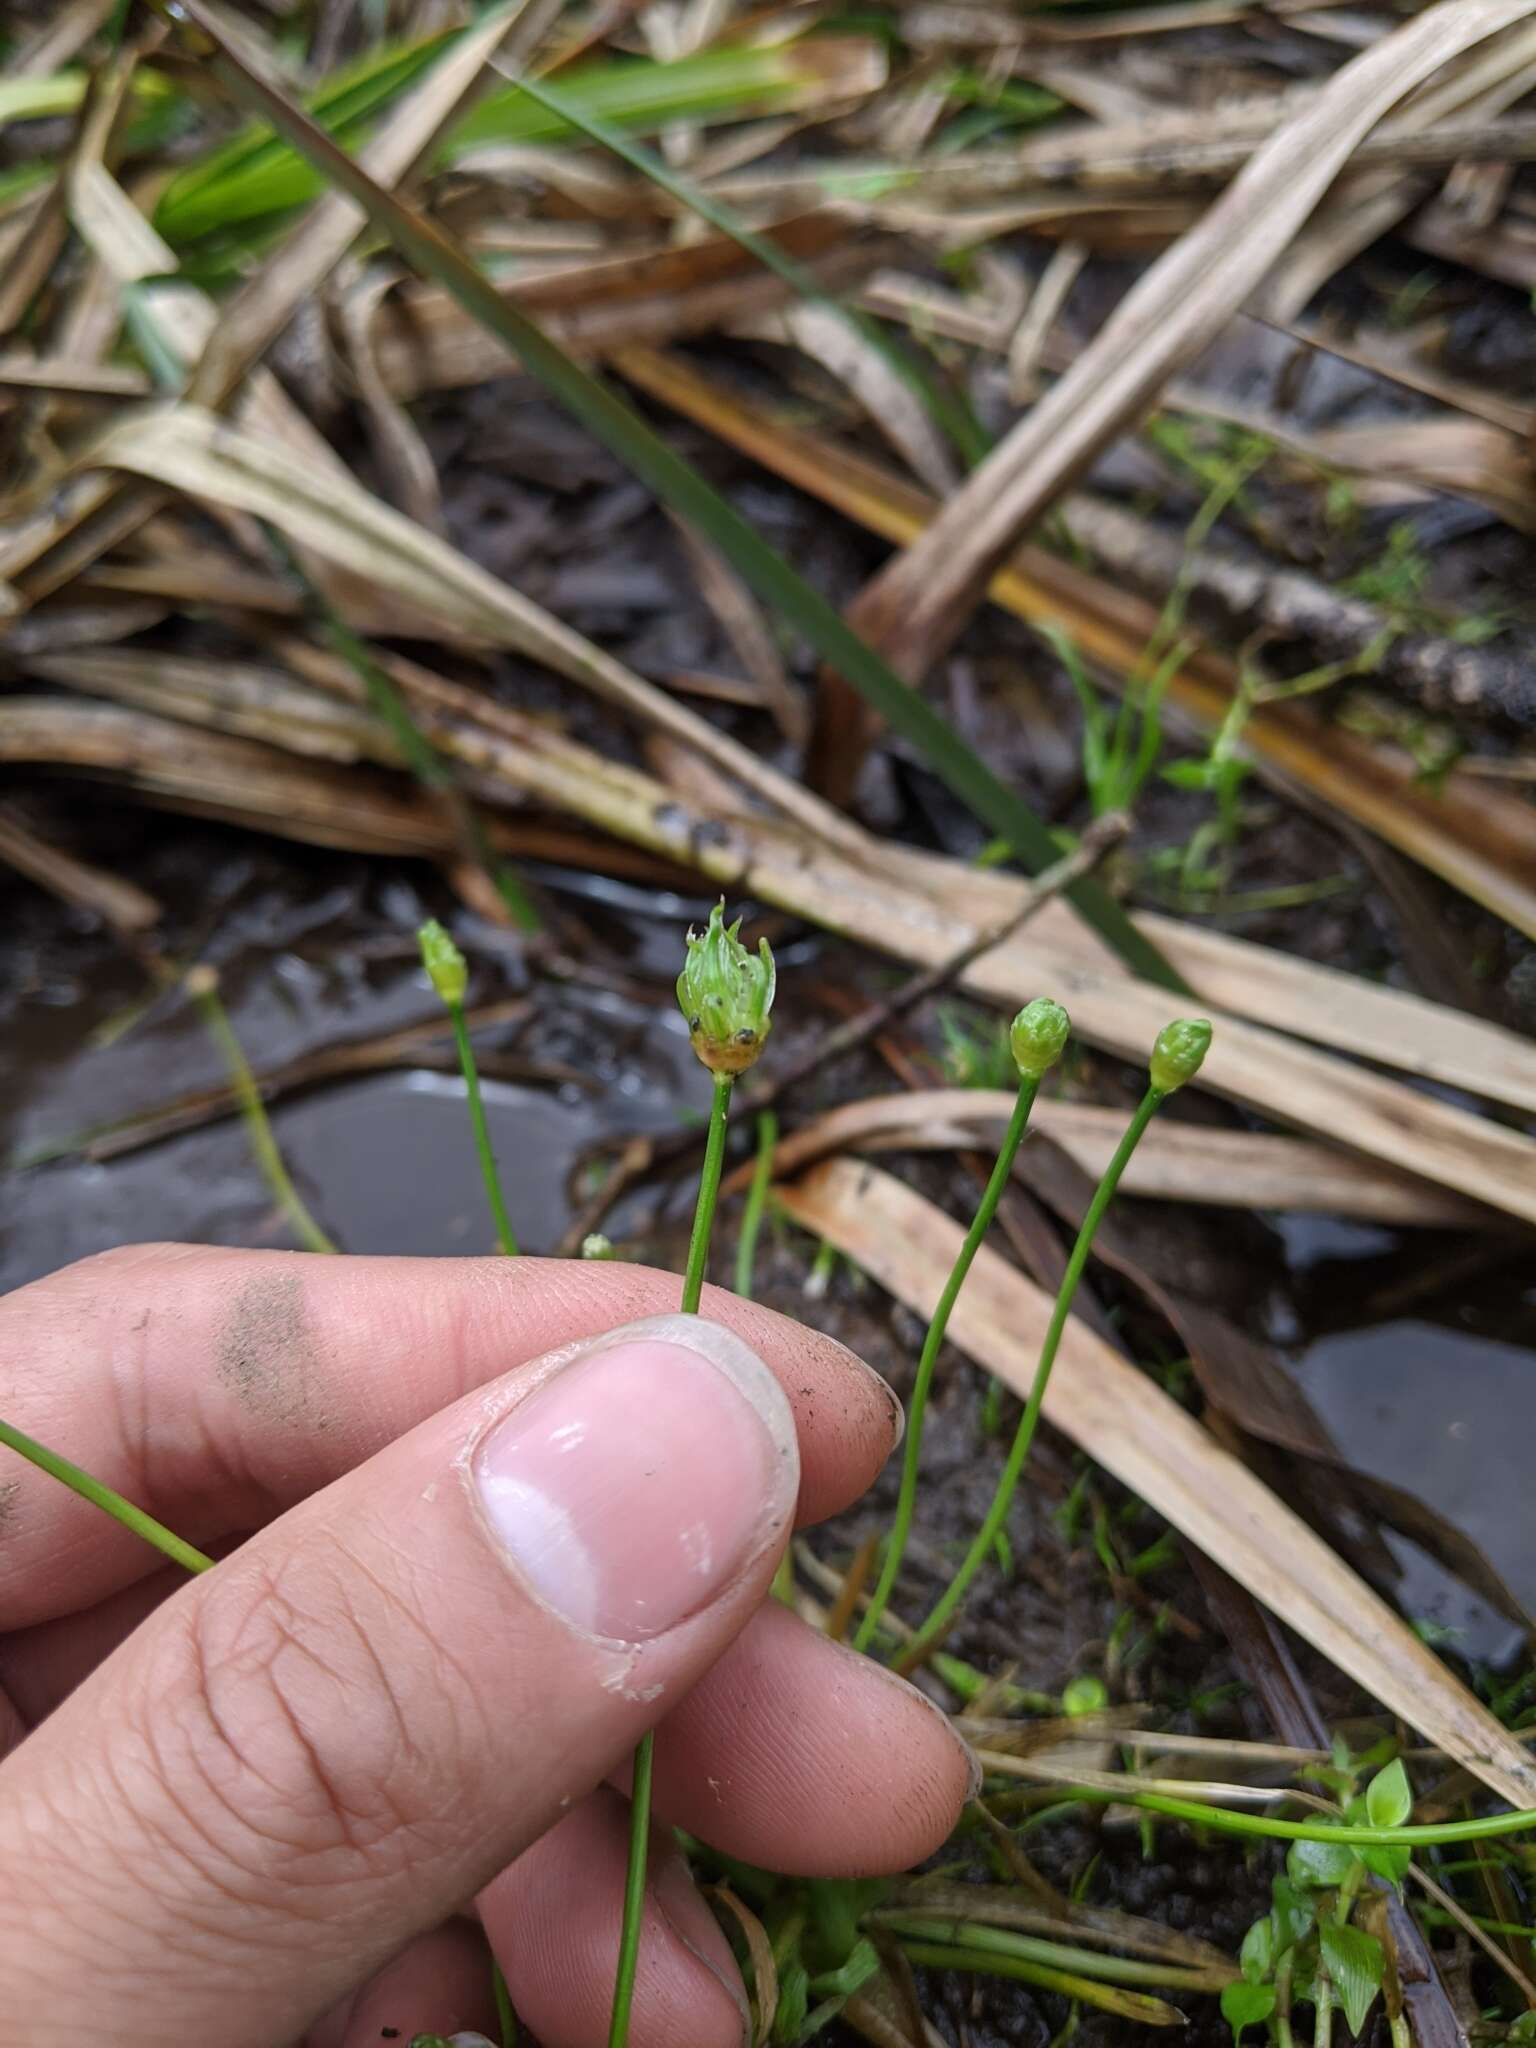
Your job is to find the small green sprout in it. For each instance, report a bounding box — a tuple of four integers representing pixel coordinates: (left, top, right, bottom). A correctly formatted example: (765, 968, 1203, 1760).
(1149, 1016, 1212, 1094)
(418, 918, 469, 1009)
(581, 1232, 616, 1261)
(676, 902, 775, 1075)
(1010, 996, 1071, 1079)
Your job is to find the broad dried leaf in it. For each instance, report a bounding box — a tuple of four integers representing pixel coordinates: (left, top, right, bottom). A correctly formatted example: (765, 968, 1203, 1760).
(777, 1157, 1536, 1809)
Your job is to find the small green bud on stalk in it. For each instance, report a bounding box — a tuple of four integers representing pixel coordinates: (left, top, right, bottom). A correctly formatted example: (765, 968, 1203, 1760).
(581, 1233, 616, 1261)
(676, 902, 776, 1076)
(1149, 1016, 1212, 1095)
(1010, 996, 1071, 1080)
(419, 918, 469, 1009)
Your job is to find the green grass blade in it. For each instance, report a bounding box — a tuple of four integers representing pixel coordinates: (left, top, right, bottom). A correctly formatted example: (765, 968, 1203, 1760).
(155, 39, 871, 246)
(149, 0, 1180, 991)
(507, 69, 988, 469)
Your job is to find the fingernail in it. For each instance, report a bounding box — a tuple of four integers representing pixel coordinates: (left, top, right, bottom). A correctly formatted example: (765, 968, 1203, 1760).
(473, 1314, 796, 1643)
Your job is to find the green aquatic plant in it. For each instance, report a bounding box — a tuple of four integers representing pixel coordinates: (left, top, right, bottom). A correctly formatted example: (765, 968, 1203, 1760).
(853, 998, 1070, 1655)
(895, 1017, 1212, 1673)
(608, 907, 777, 2048)
(419, 921, 519, 1256)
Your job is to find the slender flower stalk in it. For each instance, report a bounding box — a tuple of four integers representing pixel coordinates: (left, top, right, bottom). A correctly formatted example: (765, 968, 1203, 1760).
(0, 1418, 214, 1576)
(853, 998, 1070, 1655)
(419, 921, 519, 1256)
(189, 964, 337, 1255)
(608, 905, 776, 2048)
(894, 1018, 1212, 1674)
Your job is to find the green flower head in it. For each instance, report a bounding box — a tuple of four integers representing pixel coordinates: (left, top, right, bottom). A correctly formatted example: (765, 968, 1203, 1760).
(1010, 997, 1071, 1080)
(676, 902, 776, 1076)
(1150, 1016, 1212, 1094)
(418, 919, 467, 1009)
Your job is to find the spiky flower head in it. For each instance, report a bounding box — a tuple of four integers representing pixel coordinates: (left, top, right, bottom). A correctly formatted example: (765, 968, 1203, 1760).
(676, 902, 775, 1076)
(418, 919, 468, 1009)
(1010, 997, 1071, 1081)
(1149, 1016, 1212, 1094)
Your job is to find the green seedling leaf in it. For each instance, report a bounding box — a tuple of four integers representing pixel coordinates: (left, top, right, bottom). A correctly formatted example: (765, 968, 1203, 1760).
(1365, 1759, 1412, 1830)
(1061, 1674, 1108, 1718)
(1238, 1916, 1274, 1984)
(1270, 1874, 1315, 1949)
(1287, 1836, 1357, 1891)
(1360, 1842, 1411, 1884)
(773, 1958, 810, 2044)
(1220, 1981, 1276, 2043)
(1356, 1842, 1412, 1885)
(1318, 1920, 1384, 2037)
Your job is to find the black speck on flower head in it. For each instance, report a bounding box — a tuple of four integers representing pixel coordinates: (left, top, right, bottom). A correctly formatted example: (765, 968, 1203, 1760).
(676, 902, 775, 1076)
(1149, 1016, 1212, 1094)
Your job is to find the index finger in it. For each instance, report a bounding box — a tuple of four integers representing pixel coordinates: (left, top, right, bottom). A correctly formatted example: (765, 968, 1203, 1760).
(0, 1243, 900, 1629)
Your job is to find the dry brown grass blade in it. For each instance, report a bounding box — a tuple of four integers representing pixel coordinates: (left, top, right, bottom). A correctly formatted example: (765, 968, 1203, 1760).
(615, 343, 1536, 949)
(28, 640, 1536, 1225)
(8, 0, 116, 72)
(0, 698, 449, 856)
(368, 216, 892, 398)
(835, 0, 1536, 691)
(1262, 19, 1536, 321)
(778, 1156, 1536, 1809)
(186, 3, 534, 410)
(0, 802, 161, 934)
(751, 1089, 1488, 1228)
(20, 646, 397, 765)
(82, 402, 866, 849)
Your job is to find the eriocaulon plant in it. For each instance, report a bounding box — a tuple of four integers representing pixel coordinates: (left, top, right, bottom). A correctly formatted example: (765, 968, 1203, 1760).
(894, 1016, 1213, 1674)
(606, 902, 776, 2048)
(854, 998, 1071, 1654)
(419, 920, 520, 1256)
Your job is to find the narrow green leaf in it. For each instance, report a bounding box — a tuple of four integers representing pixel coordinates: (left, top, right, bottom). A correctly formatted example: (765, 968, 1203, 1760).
(1238, 1917, 1273, 1985)
(1365, 1759, 1412, 1830)
(1317, 1920, 1384, 2038)
(1286, 1836, 1357, 1891)
(150, 0, 1181, 993)
(508, 69, 988, 469)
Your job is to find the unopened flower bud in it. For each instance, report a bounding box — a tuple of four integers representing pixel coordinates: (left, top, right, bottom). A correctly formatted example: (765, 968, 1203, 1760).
(1149, 1016, 1212, 1094)
(1010, 997, 1071, 1080)
(418, 919, 468, 1009)
(676, 902, 775, 1076)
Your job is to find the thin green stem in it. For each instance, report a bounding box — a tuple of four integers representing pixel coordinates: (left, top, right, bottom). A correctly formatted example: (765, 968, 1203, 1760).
(1055, 1783, 1536, 1848)
(606, 1726, 654, 2048)
(870, 1915, 1228, 1991)
(899, 1087, 1163, 1669)
(682, 1077, 734, 1314)
(610, 1071, 734, 2048)
(854, 1077, 1040, 1654)
(734, 1109, 777, 1300)
(492, 1960, 517, 2046)
(191, 973, 338, 1254)
(0, 1418, 213, 1576)
(893, 1940, 1179, 2021)
(448, 1001, 519, 1255)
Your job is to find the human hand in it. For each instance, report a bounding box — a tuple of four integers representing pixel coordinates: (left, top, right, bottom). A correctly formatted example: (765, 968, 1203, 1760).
(0, 1246, 975, 2046)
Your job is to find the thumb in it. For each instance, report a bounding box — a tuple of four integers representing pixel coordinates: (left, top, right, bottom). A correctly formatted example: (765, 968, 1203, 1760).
(1, 1314, 798, 2047)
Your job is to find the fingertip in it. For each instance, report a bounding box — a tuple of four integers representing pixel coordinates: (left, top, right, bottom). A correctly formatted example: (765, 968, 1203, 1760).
(483, 1789, 746, 2048)
(648, 1602, 975, 1876)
